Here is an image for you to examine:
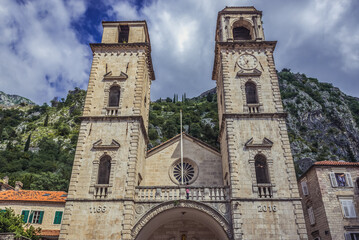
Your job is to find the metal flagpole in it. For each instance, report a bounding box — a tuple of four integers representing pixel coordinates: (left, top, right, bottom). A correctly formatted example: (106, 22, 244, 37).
(180, 109, 184, 185)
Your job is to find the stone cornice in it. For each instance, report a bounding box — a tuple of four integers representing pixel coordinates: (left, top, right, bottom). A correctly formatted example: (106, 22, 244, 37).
(218, 112, 287, 141)
(80, 115, 148, 144)
(212, 41, 277, 80)
(230, 197, 302, 202)
(90, 43, 155, 80)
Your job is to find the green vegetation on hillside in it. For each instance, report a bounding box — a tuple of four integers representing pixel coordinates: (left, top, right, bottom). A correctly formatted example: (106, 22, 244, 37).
(0, 70, 358, 189)
(149, 93, 219, 148)
(0, 88, 86, 191)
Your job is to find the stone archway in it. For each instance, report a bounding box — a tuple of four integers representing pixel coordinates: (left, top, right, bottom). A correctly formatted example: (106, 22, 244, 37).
(132, 200, 232, 240)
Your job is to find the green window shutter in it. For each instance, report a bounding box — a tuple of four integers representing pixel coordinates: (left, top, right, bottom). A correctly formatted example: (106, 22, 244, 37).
(53, 211, 63, 224)
(0, 209, 6, 213)
(21, 210, 30, 223)
(38, 211, 44, 224)
(28, 211, 34, 223)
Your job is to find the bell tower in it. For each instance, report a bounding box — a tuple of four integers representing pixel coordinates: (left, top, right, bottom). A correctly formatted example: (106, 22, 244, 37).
(59, 21, 154, 240)
(213, 7, 308, 239)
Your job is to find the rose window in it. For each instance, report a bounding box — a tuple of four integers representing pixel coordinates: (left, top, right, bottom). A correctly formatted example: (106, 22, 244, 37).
(173, 162, 195, 184)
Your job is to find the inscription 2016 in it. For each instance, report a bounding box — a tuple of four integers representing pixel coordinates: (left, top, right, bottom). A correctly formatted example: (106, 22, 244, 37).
(258, 205, 277, 212)
(89, 206, 107, 213)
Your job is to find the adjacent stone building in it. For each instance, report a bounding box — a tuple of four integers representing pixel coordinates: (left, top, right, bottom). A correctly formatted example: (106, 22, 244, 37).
(0, 178, 66, 240)
(298, 161, 359, 240)
(59, 6, 308, 240)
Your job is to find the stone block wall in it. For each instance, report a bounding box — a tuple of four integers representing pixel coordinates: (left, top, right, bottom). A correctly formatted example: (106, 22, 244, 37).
(143, 136, 223, 187)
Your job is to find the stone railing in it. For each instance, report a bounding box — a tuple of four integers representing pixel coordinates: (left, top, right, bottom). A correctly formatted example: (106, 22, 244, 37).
(135, 186, 229, 202)
(257, 184, 273, 198)
(94, 184, 109, 198)
(246, 104, 261, 113)
(105, 107, 119, 116)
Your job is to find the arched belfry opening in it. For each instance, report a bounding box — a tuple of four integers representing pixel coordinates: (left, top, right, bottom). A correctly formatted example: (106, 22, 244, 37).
(98, 155, 111, 184)
(245, 81, 258, 104)
(108, 86, 121, 107)
(133, 201, 231, 240)
(254, 154, 270, 184)
(232, 20, 253, 40)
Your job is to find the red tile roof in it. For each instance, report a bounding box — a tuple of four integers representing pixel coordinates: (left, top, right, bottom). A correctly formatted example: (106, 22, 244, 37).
(0, 190, 67, 203)
(38, 230, 60, 236)
(314, 161, 359, 166)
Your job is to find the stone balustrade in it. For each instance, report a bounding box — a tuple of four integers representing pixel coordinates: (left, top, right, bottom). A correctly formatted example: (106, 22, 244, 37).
(135, 186, 229, 202)
(94, 185, 109, 198)
(257, 184, 273, 198)
(247, 104, 261, 113)
(105, 107, 119, 116)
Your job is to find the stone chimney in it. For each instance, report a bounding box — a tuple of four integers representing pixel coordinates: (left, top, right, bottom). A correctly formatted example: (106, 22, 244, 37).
(1, 176, 9, 191)
(3, 176, 9, 184)
(15, 181, 23, 191)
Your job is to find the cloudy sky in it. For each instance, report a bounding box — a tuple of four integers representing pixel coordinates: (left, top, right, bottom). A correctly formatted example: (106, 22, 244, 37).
(0, 0, 358, 104)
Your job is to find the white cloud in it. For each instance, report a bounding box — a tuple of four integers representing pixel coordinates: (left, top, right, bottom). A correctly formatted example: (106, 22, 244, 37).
(0, 0, 90, 104)
(1, 0, 358, 104)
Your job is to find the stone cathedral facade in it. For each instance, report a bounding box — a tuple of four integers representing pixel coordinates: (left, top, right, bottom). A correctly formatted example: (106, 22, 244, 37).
(59, 7, 308, 240)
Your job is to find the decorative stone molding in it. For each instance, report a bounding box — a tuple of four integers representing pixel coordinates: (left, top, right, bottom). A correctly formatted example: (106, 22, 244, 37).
(89, 152, 117, 197)
(103, 71, 128, 81)
(92, 139, 120, 149)
(131, 200, 233, 239)
(247, 147, 277, 197)
(102, 81, 124, 116)
(244, 137, 273, 148)
(90, 43, 155, 80)
(239, 77, 263, 113)
(169, 158, 199, 185)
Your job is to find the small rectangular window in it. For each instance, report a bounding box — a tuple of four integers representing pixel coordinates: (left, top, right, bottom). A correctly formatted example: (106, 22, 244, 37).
(301, 181, 309, 196)
(21, 210, 30, 223)
(345, 233, 359, 240)
(29, 211, 44, 224)
(340, 199, 356, 218)
(119, 25, 129, 43)
(330, 172, 353, 188)
(53, 211, 63, 224)
(308, 207, 315, 225)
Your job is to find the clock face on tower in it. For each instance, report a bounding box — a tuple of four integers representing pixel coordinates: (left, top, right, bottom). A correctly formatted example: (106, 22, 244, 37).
(238, 54, 258, 70)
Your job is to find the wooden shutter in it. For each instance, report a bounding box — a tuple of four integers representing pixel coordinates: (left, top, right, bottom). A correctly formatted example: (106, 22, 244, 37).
(38, 211, 44, 224)
(21, 210, 30, 223)
(301, 181, 309, 195)
(28, 211, 34, 223)
(308, 207, 315, 225)
(348, 201, 356, 218)
(329, 172, 338, 187)
(345, 233, 352, 240)
(341, 199, 356, 218)
(54, 211, 63, 224)
(345, 172, 353, 187)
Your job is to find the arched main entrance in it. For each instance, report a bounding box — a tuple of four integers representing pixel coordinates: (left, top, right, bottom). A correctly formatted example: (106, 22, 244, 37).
(132, 201, 232, 240)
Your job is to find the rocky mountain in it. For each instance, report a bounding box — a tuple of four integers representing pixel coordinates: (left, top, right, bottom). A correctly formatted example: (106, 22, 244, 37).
(0, 91, 35, 107)
(278, 70, 359, 174)
(0, 70, 358, 190)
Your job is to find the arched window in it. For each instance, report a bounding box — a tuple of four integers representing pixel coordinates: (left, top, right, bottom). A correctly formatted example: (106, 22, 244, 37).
(98, 155, 111, 184)
(255, 154, 270, 184)
(245, 82, 258, 104)
(233, 26, 251, 40)
(108, 86, 121, 107)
